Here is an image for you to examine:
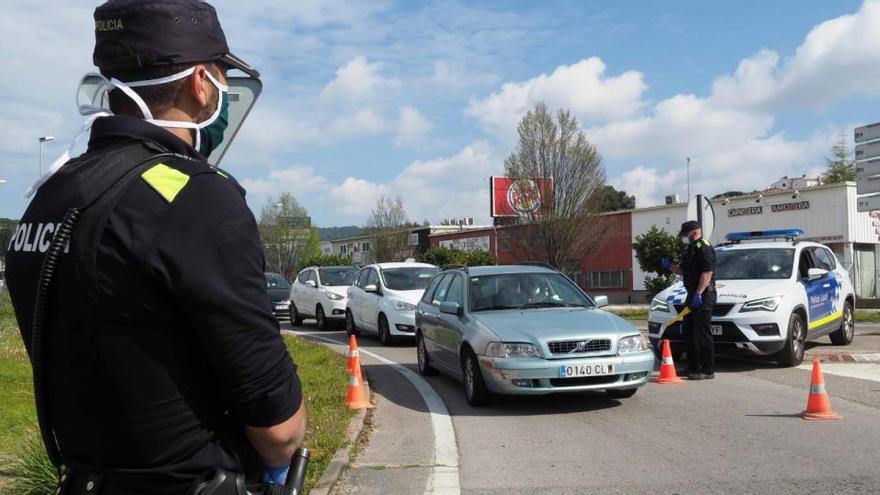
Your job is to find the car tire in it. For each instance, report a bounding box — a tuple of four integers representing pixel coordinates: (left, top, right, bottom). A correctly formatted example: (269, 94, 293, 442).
(462, 349, 492, 407)
(289, 304, 303, 327)
(378, 315, 394, 346)
(606, 388, 637, 399)
(345, 310, 360, 338)
(416, 331, 437, 376)
(829, 301, 854, 346)
(316, 305, 327, 331)
(777, 312, 806, 367)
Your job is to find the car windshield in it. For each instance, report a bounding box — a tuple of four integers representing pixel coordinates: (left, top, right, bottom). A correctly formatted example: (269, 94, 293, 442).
(265, 273, 290, 289)
(319, 267, 358, 286)
(469, 272, 592, 311)
(716, 248, 794, 280)
(382, 267, 440, 291)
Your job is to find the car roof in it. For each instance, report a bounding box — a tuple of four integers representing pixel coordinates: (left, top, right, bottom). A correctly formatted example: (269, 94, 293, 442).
(715, 240, 826, 251)
(367, 262, 439, 269)
(306, 265, 356, 269)
(460, 265, 558, 277)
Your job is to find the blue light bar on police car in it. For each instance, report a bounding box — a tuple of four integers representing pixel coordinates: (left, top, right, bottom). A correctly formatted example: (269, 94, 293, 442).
(725, 229, 804, 241)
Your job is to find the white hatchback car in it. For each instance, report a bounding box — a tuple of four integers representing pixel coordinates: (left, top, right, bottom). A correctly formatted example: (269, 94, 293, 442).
(648, 230, 855, 366)
(346, 262, 441, 345)
(289, 266, 359, 330)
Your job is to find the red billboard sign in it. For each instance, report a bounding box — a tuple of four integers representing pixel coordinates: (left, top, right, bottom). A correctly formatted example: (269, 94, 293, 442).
(490, 176, 553, 217)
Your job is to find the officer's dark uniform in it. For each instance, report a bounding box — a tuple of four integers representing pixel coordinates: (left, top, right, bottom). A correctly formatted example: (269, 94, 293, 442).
(680, 223, 717, 376)
(4, 2, 301, 493)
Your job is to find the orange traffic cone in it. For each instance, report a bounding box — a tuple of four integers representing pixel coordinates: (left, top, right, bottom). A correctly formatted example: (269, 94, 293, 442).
(347, 335, 360, 376)
(652, 339, 684, 384)
(345, 368, 374, 410)
(800, 358, 840, 420)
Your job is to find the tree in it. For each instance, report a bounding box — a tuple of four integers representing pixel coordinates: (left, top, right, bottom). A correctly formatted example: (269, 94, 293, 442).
(597, 185, 635, 212)
(365, 195, 412, 262)
(824, 133, 857, 184)
(258, 193, 318, 280)
(0, 218, 17, 258)
(419, 246, 496, 267)
(632, 226, 682, 299)
(503, 102, 607, 269)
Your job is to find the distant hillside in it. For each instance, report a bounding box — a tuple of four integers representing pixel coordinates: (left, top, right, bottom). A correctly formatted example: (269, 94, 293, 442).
(317, 225, 363, 242)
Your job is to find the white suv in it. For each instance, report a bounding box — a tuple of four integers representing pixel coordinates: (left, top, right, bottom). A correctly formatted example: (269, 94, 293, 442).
(290, 266, 359, 330)
(346, 262, 441, 345)
(648, 230, 855, 367)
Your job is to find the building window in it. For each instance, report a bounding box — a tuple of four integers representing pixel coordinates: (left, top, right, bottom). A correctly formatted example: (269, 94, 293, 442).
(409, 233, 420, 246)
(340, 245, 348, 255)
(585, 270, 627, 289)
(361, 242, 370, 252)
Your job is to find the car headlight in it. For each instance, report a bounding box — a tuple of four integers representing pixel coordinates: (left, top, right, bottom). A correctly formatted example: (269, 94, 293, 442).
(650, 297, 670, 312)
(618, 334, 648, 353)
(323, 291, 344, 301)
(392, 299, 416, 311)
(739, 296, 781, 313)
(484, 342, 541, 358)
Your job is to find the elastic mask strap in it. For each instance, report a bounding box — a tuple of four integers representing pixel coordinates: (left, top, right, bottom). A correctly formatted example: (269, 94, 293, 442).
(109, 77, 154, 120)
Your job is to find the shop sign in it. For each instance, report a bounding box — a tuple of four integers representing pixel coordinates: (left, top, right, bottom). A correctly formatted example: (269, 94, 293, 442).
(440, 236, 490, 252)
(770, 201, 810, 213)
(727, 206, 763, 217)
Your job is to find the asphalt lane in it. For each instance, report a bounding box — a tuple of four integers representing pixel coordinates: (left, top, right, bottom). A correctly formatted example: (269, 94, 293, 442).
(287, 321, 880, 494)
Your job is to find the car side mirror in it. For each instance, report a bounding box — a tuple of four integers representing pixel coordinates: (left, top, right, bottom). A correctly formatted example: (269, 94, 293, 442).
(593, 295, 609, 308)
(364, 284, 379, 293)
(807, 268, 828, 281)
(304, 280, 316, 288)
(439, 301, 463, 317)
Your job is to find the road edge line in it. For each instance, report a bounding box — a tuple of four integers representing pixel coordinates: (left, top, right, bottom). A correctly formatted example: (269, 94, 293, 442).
(286, 330, 461, 495)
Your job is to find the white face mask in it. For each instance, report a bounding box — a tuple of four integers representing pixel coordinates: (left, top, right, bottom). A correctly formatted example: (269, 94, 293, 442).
(681, 236, 691, 244)
(25, 66, 229, 199)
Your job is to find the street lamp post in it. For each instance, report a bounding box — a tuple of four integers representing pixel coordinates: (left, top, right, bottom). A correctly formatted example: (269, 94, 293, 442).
(38, 136, 55, 176)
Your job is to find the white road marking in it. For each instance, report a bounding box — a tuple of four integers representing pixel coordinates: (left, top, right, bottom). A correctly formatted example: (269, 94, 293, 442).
(286, 330, 460, 495)
(797, 362, 880, 383)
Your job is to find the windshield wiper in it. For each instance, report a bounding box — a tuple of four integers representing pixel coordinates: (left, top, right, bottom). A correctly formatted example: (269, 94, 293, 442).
(519, 301, 569, 309)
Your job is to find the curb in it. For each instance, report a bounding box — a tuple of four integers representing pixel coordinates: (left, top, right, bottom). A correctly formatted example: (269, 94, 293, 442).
(308, 378, 372, 495)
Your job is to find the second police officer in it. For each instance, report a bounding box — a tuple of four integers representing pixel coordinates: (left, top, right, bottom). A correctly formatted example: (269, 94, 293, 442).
(663, 220, 717, 380)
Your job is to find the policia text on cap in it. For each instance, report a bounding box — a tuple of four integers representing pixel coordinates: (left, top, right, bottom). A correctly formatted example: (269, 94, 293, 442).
(661, 221, 718, 380)
(4, 1, 306, 493)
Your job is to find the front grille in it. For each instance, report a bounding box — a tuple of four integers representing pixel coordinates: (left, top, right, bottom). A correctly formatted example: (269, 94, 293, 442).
(548, 339, 612, 354)
(674, 303, 734, 317)
(549, 375, 619, 387)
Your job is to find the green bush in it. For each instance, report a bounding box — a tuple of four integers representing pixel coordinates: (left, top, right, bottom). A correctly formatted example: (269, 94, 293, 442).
(632, 226, 682, 299)
(419, 246, 496, 267)
(5, 431, 58, 495)
(302, 253, 354, 267)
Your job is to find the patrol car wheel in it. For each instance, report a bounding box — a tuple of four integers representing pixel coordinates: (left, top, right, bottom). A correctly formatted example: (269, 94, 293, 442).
(378, 315, 394, 346)
(606, 388, 637, 399)
(830, 301, 854, 346)
(777, 312, 806, 367)
(416, 331, 437, 376)
(315, 305, 326, 331)
(462, 349, 491, 407)
(345, 310, 360, 337)
(289, 304, 303, 327)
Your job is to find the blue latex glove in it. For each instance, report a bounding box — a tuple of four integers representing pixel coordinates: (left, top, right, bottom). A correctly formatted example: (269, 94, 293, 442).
(263, 465, 290, 485)
(691, 292, 703, 309)
(661, 258, 673, 271)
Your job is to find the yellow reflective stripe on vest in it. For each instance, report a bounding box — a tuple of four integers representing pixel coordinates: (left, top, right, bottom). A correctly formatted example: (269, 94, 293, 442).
(141, 163, 190, 203)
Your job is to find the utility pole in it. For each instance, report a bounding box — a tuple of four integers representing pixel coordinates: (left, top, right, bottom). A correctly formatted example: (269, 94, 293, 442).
(38, 136, 55, 176)
(686, 157, 691, 199)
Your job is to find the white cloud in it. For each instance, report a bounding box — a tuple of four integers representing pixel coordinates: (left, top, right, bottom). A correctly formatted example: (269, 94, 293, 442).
(394, 105, 433, 147)
(240, 166, 329, 201)
(466, 57, 647, 141)
(328, 177, 387, 217)
(711, 0, 880, 110)
(319, 56, 399, 104)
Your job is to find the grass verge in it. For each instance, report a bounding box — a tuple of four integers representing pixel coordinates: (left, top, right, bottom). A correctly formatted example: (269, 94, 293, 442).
(855, 310, 880, 324)
(0, 289, 353, 494)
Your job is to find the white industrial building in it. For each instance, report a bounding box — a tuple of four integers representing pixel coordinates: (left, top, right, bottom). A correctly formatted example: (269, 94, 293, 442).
(631, 181, 880, 301)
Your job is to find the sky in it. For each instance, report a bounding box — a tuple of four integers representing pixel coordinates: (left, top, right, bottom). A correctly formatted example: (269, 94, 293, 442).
(1, 0, 879, 227)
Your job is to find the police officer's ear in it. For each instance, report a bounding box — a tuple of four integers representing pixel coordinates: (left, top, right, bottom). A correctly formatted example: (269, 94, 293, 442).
(184, 65, 222, 118)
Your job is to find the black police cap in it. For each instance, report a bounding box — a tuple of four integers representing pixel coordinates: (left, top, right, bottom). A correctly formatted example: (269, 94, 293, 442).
(679, 220, 701, 236)
(93, 0, 259, 79)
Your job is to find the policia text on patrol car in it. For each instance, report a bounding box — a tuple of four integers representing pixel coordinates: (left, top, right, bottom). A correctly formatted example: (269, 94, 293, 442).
(5, 1, 306, 493)
(662, 221, 717, 380)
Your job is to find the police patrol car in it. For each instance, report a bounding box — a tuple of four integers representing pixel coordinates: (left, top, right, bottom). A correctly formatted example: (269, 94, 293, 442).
(648, 230, 855, 367)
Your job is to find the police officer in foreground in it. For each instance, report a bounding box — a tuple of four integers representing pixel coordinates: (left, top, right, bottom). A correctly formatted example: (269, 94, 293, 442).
(663, 221, 717, 380)
(5, 1, 305, 493)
